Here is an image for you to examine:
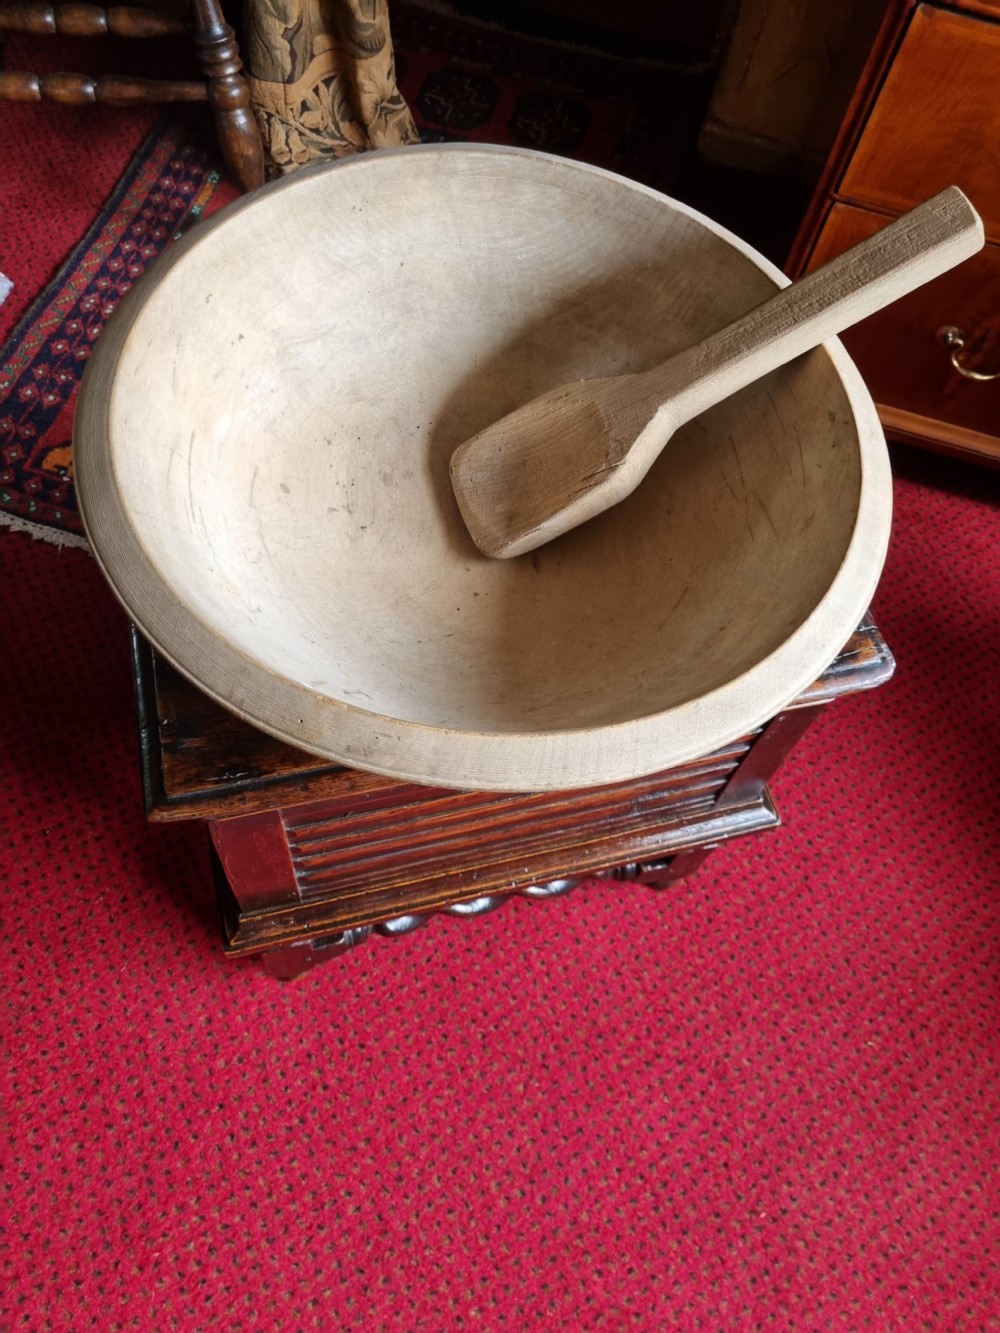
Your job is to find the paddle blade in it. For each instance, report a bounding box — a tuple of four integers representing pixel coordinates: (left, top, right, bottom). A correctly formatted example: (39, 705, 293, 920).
(450, 377, 652, 558)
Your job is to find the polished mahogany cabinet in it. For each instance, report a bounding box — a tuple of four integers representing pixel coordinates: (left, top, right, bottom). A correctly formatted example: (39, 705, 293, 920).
(789, 0, 1000, 465)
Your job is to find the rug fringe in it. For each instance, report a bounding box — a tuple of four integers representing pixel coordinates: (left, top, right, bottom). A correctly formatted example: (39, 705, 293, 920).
(0, 511, 91, 552)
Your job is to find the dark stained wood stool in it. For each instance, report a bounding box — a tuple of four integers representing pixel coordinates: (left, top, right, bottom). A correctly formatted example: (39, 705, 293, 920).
(0, 0, 264, 192)
(131, 616, 895, 979)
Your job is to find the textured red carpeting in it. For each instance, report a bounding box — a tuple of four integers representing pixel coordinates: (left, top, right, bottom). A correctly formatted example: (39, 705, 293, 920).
(4, 456, 1000, 1329)
(4, 31, 1000, 1333)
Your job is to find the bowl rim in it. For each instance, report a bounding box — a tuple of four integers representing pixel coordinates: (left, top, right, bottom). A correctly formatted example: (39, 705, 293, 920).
(74, 142, 892, 793)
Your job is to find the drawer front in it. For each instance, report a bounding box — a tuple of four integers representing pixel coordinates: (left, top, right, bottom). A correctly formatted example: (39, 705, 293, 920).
(807, 202, 1000, 454)
(840, 5, 1000, 242)
(950, 0, 1000, 19)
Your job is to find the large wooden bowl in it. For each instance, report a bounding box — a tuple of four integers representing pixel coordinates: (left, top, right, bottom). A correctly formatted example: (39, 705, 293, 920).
(75, 144, 892, 792)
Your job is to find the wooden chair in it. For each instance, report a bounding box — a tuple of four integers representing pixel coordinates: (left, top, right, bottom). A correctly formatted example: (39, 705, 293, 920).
(0, 1, 265, 192)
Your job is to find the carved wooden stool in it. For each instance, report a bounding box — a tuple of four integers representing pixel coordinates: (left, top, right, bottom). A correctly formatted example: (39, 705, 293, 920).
(0, 0, 264, 192)
(131, 616, 894, 979)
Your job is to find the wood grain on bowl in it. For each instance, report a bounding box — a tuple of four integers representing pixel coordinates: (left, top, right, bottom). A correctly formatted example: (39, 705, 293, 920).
(74, 144, 894, 792)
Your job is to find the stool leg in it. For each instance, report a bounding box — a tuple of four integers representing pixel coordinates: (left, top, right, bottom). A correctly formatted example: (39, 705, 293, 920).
(190, 0, 265, 192)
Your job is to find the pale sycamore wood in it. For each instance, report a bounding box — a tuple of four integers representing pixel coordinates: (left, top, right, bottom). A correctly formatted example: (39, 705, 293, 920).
(75, 144, 895, 793)
(451, 187, 983, 558)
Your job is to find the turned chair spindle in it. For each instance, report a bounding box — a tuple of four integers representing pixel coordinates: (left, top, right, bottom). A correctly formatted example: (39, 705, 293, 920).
(0, 0, 265, 192)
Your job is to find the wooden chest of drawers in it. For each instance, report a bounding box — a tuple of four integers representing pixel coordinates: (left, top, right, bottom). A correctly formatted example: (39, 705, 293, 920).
(789, 0, 1000, 465)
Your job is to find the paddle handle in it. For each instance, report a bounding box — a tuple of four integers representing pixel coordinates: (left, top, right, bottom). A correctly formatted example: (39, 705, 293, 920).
(637, 186, 984, 442)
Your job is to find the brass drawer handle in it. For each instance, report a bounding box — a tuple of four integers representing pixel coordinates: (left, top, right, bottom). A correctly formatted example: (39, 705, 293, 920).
(937, 326, 1000, 381)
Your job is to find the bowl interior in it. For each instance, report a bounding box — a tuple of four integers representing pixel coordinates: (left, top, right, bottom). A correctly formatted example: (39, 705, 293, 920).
(77, 145, 888, 789)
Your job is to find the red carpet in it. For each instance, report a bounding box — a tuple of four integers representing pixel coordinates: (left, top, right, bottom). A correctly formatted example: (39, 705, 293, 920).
(4, 26, 1000, 1333)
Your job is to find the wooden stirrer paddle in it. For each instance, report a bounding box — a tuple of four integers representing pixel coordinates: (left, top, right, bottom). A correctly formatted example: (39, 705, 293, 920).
(450, 186, 983, 558)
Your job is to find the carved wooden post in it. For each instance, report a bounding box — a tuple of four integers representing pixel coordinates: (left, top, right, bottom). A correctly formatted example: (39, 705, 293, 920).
(190, 0, 265, 193)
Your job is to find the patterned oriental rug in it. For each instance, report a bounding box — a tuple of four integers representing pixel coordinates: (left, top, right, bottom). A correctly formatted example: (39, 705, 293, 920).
(3, 14, 1000, 1333)
(1, 120, 235, 543)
